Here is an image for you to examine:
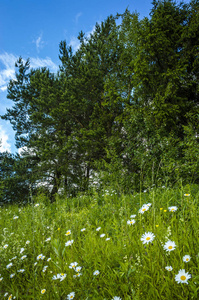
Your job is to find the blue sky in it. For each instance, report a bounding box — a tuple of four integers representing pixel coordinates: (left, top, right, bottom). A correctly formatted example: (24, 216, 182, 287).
(0, 0, 168, 153)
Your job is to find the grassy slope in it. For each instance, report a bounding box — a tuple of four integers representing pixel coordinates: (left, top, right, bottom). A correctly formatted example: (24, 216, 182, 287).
(0, 184, 199, 299)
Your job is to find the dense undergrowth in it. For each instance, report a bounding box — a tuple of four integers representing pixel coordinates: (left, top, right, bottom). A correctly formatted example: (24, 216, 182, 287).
(0, 184, 199, 299)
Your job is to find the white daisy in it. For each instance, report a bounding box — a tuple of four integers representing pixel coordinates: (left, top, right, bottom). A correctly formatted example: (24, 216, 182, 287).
(13, 216, 19, 220)
(165, 266, 173, 271)
(93, 270, 100, 275)
(141, 232, 155, 244)
(41, 289, 46, 294)
(112, 297, 122, 300)
(100, 234, 105, 238)
(37, 254, 45, 260)
(175, 269, 191, 284)
(47, 257, 51, 262)
(75, 266, 82, 272)
(35, 203, 39, 207)
(163, 240, 176, 252)
(81, 228, 86, 232)
(139, 205, 149, 214)
(67, 292, 75, 299)
(3, 244, 8, 249)
(168, 206, 178, 212)
(10, 273, 15, 278)
(17, 269, 25, 273)
(21, 255, 27, 260)
(106, 238, 110, 241)
(127, 219, 136, 225)
(96, 227, 101, 231)
(6, 263, 13, 269)
(65, 230, 71, 236)
(69, 262, 78, 269)
(20, 248, 25, 254)
(183, 255, 191, 263)
(45, 237, 51, 242)
(65, 240, 74, 247)
(26, 240, 30, 245)
(130, 214, 136, 218)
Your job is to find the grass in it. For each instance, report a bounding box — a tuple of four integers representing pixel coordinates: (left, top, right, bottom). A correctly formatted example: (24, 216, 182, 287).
(0, 184, 199, 299)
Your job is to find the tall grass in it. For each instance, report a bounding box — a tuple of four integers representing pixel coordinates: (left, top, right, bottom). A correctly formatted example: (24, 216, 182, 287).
(0, 184, 199, 299)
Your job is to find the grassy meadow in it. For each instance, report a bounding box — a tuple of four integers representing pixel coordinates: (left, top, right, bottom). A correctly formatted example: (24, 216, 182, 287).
(0, 184, 199, 299)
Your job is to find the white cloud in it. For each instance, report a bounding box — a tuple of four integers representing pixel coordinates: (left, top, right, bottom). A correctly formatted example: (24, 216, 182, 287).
(0, 125, 11, 153)
(75, 12, 82, 24)
(0, 52, 58, 92)
(33, 33, 45, 53)
(69, 36, 80, 52)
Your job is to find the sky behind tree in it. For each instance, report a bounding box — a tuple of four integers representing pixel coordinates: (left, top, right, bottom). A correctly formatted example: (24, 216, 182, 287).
(0, 0, 188, 153)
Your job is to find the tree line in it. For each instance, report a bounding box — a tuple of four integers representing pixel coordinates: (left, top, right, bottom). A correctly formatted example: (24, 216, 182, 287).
(0, 0, 198, 204)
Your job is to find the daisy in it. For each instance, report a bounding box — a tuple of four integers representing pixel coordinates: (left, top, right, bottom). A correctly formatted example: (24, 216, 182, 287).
(26, 240, 30, 245)
(141, 232, 155, 244)
(6, 263, 13, 269)
(183, 255, 191, 263)
(69, 262, 78, 269)
(184, 194, 190, 197)
(130, 214, 136, 218)
(17, 269, 25, 273)
(100, 234, 105, 238)
(45, 237, 51, 242)
(127, 219, 136, 225)
(20, 248, 25, 253)
(139, 205, 149, 214)
(8, 295, 12, 300)
(0, 277, 3, 281)
(165, 266, 173, 271)
(10, 273, 15, 278)
(96, 227, 101, 231)
(41, 289, 46, 294)
(35, 203, 39, 207)
(13, 216, 19, 219)
(163, 240, 176, 252)
(75, 266, 82, 272)
(65, 240, 74, 247)
(106, 238, 110, 241)
(93, 270, 100, 276)
(112, 297, 122, 300)
(37, 254, 45, 260)
(3, 244, 8, 249)
(168, 206, 178, 212)
(21, 255, 27, 260)
(146, 203, 152, 207)
(73, 272, 82, 278)
(175, 269, 191, 284)
(65, 230, 71, 236)
(67, 292, 75, 299)
(81, 228, 86, 232)
(47, 257, 51, 262)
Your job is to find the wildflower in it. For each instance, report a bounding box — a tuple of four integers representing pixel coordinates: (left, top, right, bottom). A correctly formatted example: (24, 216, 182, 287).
(96, 227, 101, 231)
(106, 238, 110, 241)
(0, 277, 3, 281)
(58, 228, 60, 230)
(175, 269, 191, 284)
(34, 262, 37, 266)
(13, 216, 19, 219)
(75, 266, 82, 272)
(155, 225, 159, 227)
(160, 208, 163, 210)
(165, 266, 173, 271)
(141, 232, 155, 245)
(146, 203, 152, 207)
(73, 272, 82, 278)
(21, 255, 27, 260)
(52, 273, 66, 281)
(4, 293, 8, 297)
(100, 234, 105, 238)
(127, 219, 136, 225)
(184, 194, 190, 196)
(112, 297, 122, 300)
(168, 206, 178, 212)
(163, 240, 176, 252)
(139, 205, 149, 214)
(183, 255, 191, 263)
(130, 214, 136, 218)
(67, 292, 75, 299)
(81, 228, 86, 232)
(45, 237, 51, 242)
(37, 254, 45, 260)
(65, 230, 71, 236)
(164, 210, 167, 212)
(93, 270, 100, 275)
(47, 257, 51, 262)
(41, 289, 46, 294)
(3, 244, 8, 249)
(20, 248, 25, 253)
(35, 203, 39, 207)
(65, 240, 74, 247)
(6, 263, 13, 269)
(69, 262, 78, 269)
(10, 273, 15, 278)
(17, 269, 25, 273)
(26, 240, 30, 245)
(8, 295, 12, 300)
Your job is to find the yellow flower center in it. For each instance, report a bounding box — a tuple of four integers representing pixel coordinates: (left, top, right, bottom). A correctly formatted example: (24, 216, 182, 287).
(168, 246, 173, 250)
(142, 208, 146, 211)
(186, 258, 189, 261)
(146, 237, 151, 241)
(180, 275, 186, 281)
